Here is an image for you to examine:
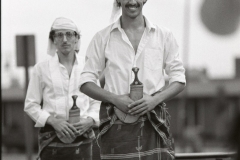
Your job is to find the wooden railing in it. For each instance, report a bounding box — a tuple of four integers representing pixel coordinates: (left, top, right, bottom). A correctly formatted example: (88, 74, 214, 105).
(175, 152, 237, 160)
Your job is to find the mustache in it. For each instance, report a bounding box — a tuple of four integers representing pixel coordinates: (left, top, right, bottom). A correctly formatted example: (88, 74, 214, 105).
(125, 3, 140, 8)
(61, 43, 70, 47)
(62, 42, 69, 45)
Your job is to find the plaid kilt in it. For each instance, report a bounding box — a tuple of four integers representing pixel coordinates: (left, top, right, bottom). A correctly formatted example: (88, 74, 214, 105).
(37, 125, 93, 160)
(97, 102, 175, 160)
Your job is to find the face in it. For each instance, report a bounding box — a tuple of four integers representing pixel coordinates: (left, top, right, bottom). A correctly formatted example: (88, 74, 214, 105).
(53, 29, 78, 56)
(118, 0, 147, 19)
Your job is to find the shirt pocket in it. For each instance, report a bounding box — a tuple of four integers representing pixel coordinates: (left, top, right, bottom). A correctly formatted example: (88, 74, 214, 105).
(144, 48, 163, 71)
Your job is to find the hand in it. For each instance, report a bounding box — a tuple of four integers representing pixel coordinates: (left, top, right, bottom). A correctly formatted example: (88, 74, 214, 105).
(112, 94, 134, 113)
(72, 117, 94, 136)
(128, 94, 159, 116)
(47, 117, 77, 139)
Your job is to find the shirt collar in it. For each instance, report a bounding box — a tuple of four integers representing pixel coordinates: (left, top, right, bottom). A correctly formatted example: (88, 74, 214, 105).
(53, 51, 79, 66)
(110, 18, 121, 32)
(144, 16, 156, 32)
(74, 52, 79, 65)
(110, 16, 156, 32)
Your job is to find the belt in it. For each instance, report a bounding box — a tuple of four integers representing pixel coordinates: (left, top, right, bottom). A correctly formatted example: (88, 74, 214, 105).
(40, 125, 90, 144)
(114, 115, 148, 124)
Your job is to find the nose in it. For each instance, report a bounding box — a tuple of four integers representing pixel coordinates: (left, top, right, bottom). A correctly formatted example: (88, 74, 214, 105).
(63, 35, 67, 42)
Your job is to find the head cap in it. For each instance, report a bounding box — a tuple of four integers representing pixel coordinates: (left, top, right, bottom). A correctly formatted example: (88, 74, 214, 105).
(47, 17, 81, 56)
(109, 0, 122, 24)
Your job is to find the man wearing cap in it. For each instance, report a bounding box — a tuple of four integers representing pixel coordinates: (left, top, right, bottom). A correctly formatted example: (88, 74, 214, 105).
(24, 17, 100, 160)
(80, 0, 186, 159)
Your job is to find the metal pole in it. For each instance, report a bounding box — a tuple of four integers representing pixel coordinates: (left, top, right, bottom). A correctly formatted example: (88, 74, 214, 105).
(23, 36, 33, 160)
(182, 0, 191, 66)
(178, 0, 191, 137)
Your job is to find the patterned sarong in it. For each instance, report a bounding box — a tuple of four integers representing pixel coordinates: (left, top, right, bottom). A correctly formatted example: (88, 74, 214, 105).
(37, 124, 94, 160)
(97, 102, 175, 160)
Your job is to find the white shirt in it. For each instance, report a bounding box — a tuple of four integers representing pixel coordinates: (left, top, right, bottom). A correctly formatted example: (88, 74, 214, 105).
(24, 53, 100, 127)
(79, 17, 186, 95)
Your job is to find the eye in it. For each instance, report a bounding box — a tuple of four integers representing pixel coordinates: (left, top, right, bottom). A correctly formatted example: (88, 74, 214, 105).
(57, 32, 64, 38)
(66, 32, 73, 37)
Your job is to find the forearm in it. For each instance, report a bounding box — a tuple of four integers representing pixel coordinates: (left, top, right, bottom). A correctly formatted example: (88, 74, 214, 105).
(80, 82, 117, 104)
(153, 82, 185, 104)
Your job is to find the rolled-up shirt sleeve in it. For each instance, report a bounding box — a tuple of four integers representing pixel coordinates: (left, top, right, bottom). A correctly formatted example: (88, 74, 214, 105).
(24, 65, 50, 127)
(79, 33, 106, 89)
(87, 97, 101, 126)
(164, 31, 186, 85)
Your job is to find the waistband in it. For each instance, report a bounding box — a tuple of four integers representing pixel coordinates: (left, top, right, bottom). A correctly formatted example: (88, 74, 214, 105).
(48, 140, 92, 147)
(114, 115, 148, 124)
(40, 124, 92, 144)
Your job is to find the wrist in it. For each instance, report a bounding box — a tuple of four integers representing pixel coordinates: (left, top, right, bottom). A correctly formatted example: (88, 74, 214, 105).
(46, 116, 56, 126)
(106, 93, 118, 104)
(152, 94, 163, 105)
(87, 117, 95, 126)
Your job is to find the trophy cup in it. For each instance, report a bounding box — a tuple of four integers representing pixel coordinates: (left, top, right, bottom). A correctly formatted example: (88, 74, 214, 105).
(114, 67, 143, 123)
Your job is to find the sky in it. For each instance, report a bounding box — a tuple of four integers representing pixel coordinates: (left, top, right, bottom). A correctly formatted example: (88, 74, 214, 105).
(2, 0, 240, 88)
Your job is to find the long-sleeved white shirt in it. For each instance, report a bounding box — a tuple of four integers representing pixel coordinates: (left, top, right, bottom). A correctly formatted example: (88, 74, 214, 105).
(24, 53, 100, 127)
(79, 17, 186, 95)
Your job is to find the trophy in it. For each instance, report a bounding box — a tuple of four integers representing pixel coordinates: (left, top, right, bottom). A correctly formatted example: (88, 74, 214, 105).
(114, 67, 143, 123)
